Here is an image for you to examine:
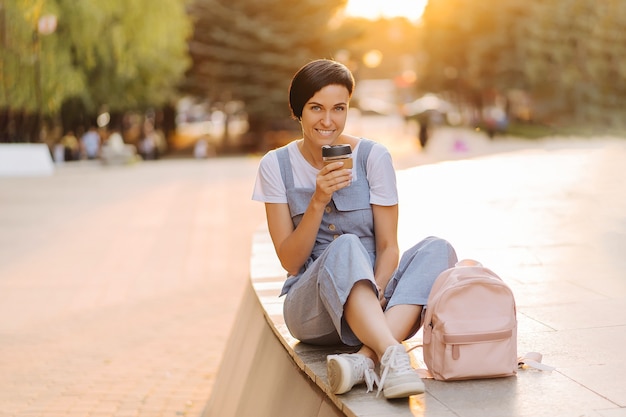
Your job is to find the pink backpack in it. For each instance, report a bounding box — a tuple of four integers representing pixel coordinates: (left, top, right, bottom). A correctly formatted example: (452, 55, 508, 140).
(422, 260, 518, 381)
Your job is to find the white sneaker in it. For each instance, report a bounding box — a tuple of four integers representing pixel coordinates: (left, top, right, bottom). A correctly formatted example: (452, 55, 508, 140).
(327, 353, 377, 394)
(378, 344, 425, 399)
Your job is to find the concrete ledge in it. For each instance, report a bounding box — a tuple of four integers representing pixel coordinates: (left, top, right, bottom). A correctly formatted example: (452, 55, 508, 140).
(0, 143, 54, 177)
(203, 225, 416, 417)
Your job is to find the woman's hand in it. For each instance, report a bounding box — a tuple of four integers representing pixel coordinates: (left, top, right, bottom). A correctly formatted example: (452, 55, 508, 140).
(265, 161, 351, 276)
(313, 161, 352, 205)
(376, 283, 388, 310)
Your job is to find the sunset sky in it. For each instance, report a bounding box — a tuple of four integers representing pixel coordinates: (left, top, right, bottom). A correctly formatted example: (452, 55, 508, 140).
(343, 0, 428, 21)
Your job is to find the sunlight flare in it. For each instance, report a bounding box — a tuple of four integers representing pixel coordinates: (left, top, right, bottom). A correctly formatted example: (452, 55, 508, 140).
(344, 0, 428, 21)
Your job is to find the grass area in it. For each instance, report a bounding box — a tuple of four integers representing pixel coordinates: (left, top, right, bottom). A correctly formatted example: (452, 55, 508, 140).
(502, 122, 626, 139)
(504, 122, 557, 139)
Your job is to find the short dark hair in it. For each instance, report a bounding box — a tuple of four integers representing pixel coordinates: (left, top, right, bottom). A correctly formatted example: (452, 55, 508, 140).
(288, 59, 355, 120)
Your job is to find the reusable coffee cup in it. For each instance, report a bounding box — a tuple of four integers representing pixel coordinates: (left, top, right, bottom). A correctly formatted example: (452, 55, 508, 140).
(322, 144, 353, 169)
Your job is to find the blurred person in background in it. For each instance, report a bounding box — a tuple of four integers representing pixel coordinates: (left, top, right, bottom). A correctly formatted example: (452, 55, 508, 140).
(60, 130, 80, 161)
(80, 125, 101, 160)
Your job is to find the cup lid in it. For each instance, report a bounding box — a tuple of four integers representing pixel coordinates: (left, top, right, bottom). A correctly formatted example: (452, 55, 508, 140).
(322, 144, 351, 157)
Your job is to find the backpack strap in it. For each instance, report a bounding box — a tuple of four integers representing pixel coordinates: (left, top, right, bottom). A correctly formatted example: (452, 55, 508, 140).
(518, 352, 556, 372)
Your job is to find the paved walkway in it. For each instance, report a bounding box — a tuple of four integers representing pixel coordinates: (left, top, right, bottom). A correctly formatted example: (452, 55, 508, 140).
(0, 157, 266, 417)
(395, 132, 626, 416)
(1, 122, 625, 416)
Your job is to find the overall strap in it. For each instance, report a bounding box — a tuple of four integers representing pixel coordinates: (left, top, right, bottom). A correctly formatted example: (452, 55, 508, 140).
(356, 138, 375, 171)
(276, 145, 294, 189)
(276, 139, 375, 190)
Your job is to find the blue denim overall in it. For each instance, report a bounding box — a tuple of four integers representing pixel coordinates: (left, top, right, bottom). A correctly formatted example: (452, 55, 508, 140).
(277, 139, 457, 346)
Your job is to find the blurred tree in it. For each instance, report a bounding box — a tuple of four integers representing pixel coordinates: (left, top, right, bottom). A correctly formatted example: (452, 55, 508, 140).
(521, 0, 626, 127)
(59, 0, 191, 113)
(464, 0, 530, 92)
(1, 0, 82, 141)
(0, 0, 191, 142)
(419, 0, 530, 105)
(419, 0, 626, 129)
(183, 0, 352, 150)
(417, 0, 473, 96)
(337, 17, 420, 82)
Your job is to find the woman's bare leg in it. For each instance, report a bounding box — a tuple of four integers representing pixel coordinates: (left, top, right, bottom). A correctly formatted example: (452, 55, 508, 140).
(343, 280, 398, 360)
(385, 304, 423, 341)
(355, 304, 422, 362)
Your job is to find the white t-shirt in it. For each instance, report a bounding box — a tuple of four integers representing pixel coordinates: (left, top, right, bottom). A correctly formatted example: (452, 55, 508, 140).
(252, 139, 398, 206)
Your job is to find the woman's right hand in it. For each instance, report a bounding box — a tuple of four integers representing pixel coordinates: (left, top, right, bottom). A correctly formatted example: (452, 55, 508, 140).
(376, 284, 388, 309)
(313, 161, 352, 205)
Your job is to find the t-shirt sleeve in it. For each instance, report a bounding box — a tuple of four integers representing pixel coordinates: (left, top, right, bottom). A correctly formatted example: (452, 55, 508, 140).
(252, 151, 288, 203)
(366, 143, 398, 206)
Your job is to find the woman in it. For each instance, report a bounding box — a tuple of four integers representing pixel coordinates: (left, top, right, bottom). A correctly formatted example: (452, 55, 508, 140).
(252, 59, 457, 399)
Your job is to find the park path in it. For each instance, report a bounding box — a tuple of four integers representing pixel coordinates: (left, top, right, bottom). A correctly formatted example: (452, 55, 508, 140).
(0, 157, 265, 417)
(2, 117, 625, 416)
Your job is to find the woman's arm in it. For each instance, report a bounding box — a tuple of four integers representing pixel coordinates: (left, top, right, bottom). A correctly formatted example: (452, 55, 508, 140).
(265, 200, 323, 276)
(372, 204, 400, 299)
(266, 162, 352, 276)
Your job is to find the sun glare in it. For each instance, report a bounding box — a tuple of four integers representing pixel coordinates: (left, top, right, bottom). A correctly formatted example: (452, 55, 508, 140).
(344, 0, 428, 21)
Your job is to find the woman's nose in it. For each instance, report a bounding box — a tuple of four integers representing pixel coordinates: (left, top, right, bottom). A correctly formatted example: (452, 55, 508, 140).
(320, 111, 332, 126)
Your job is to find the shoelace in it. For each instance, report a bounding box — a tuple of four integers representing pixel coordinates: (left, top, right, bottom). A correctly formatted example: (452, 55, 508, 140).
(363, 367, 379, 393)
(348, 355, 379, 393)
(376, 346, 413, 397)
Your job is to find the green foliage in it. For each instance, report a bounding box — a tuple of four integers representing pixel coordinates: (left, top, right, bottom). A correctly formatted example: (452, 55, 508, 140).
(59, 0, 192, 112)
(184, 0, 350, 130)
(521, 0, 626, 125)
(0, 0, 191, 115)
(1, 0, 75, 113)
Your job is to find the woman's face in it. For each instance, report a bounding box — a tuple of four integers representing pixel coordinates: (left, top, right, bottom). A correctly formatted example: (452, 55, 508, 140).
(300, 84, 350, 147)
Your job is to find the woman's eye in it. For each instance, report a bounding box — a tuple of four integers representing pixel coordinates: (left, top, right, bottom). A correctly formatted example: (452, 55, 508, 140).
(335, 106, 345, 112)
(311, 105, 321, 111)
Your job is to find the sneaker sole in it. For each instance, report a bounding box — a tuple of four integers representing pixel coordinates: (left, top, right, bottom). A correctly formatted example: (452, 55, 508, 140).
(327, 356, 352, 394)
(383, 380, 425, 399)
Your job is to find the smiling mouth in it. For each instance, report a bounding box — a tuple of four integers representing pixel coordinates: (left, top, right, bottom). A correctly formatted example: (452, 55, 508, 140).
(316, 129, 335, 135)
